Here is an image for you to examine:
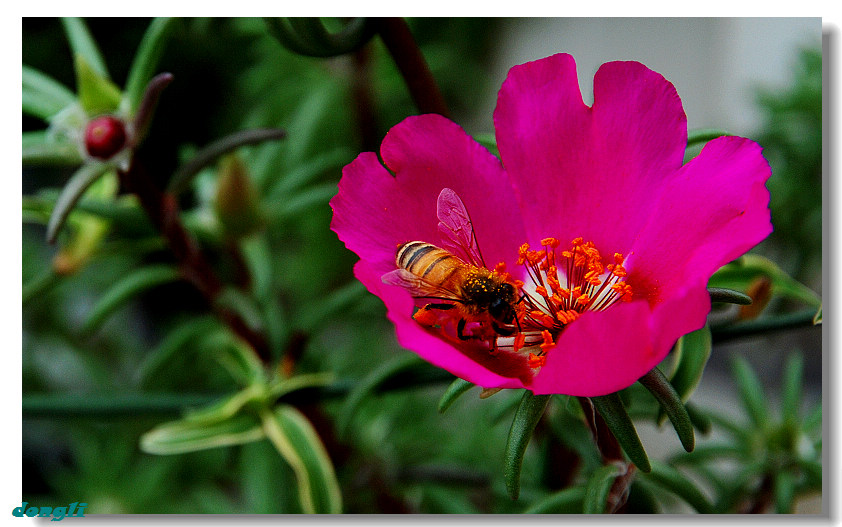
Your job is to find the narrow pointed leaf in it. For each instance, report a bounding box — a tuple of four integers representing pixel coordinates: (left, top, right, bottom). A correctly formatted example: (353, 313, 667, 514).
(75, 54, 122, 114)
(273, 182, 338, 220)
(23, 131, 82, 166)
(813, 305, 822, 324)
(61, 17, 110, 79)
(642, 460, 714, 513)
(590, 393, 650, 472)
(296, 281, 367, 332)
(524, 486, 585, 513)
(668, 325, 712, 403)
(168, 128, 286, 195)
(709, 254, 821, 308)
(262, 406, 343, 514)
(781, 353, 804, 424)
(774, 470, 796, 514)
(46, 162, 111, 243)
(503, 392, 551, 500)
(81, 265, 181, 334)
(708, 287, 752, 305)
(124, 17, 178, 114)
(22, 89, 68, 120)
(140, 413, 264, 455)
(438, 378, 474, 413)
(22, 66, 76, 109)
(131, 72, 174, 145)
(265, 146, 353, 198)
(686, 128, 732, 148)
(583, 463, 624, 514)
(685, 402, 712, 435)
(639, 367, 694, 452)
(203, 329, 267, 386)
(731, 357, 769, 427)
(337, 354, 425, 437)
(137, 316, 219, 385)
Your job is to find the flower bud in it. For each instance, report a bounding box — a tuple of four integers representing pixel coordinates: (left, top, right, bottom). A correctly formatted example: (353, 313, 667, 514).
(215, 155, 263, 237)
(84, 115, 127, 159)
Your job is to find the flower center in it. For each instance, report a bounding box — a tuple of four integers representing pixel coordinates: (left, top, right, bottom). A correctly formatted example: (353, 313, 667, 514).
(502, 237, 634, 367)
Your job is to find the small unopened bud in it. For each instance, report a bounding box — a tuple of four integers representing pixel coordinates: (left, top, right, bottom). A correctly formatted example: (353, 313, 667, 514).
(84, 115, 127, 159)
(738, 276, 773, 320)
(215, 155, 263, 237)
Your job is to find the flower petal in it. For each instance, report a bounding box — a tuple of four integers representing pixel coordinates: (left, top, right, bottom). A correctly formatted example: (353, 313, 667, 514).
(530, 300, 656, 396)
(627, 136, 773, 307)
(494, 53, 687, 256)
(354, 260, 531, 389)
(330, 114, 526, 276)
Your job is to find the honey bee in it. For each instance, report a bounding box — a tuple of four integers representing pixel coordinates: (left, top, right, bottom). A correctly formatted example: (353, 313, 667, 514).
(381, 188, 520, 342)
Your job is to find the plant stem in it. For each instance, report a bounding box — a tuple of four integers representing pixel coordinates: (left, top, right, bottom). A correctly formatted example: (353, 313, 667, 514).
(374, 18, 450, 118)
(710, 308, 818, 343)
(118, 158, 271, 362)
(578, 397, 635, 513)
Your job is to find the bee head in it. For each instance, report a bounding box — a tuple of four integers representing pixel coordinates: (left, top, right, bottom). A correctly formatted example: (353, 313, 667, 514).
(489, 282, 517, 323)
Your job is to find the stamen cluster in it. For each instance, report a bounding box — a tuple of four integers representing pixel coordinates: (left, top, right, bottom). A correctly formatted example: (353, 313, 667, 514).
(509, 237, 634, 367)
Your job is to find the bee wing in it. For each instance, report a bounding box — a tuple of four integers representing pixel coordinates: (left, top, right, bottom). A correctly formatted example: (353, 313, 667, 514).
(381, 268, 463, 302)
(436, 188, 485, 267)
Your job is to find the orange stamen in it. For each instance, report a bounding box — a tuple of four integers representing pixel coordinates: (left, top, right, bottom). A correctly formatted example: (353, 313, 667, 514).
(528, 353, 546, 368)
(540, 330, 555, 352)
(513, 332, 526, 353)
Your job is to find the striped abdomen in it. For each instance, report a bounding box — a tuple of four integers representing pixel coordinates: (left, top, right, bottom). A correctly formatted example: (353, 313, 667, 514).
(396, 241, 470, 293)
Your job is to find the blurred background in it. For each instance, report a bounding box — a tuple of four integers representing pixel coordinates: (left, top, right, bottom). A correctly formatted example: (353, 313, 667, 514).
(22, 18, 821, 513)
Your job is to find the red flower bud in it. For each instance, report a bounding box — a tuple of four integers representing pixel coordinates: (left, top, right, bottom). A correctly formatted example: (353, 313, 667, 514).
(84, 115, 127, 159)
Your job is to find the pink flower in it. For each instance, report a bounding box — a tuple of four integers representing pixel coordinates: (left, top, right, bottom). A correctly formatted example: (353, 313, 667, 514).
(330, 53, 771, 396)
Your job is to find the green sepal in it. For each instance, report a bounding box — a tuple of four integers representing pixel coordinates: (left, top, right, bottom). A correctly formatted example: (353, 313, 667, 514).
(503, 392, 551, 500)
(438, 378, 474, 413)
(47, 161, 112, 243)
(75, 54, 122, 115)
(590, 393, 651, 472)
(709, 254, 821, 308)
(61, 18, 110, 79)
(81, 264, 181, 334)
(261, 405, 343, 513)
(523, 486, 585, 513)
(638, 367, 694, 452)
(708, 287, 752, 305)
(140, 413, 265, 455)
(583, 462, 625, 514)
(123, 17, 178, 114)
(337, 354, 426, 438)
(641, 460, 714, 513)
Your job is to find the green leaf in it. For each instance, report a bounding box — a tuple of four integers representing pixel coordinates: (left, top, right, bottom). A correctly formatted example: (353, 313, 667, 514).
(590, 393, 651, 472)
(61, 17, 110, 79)
(262, 405, 343, 514)
(296, 281, 367, 333)
(168, 127, 286, 195)
(203, 329, 267, 386)
(271, 182, 337, 220)
(642, 460, 714, 513)
(438, 378, 474, 413)
(686, 128, 732, 148)
(265, 146, 353, 199)
(124, 17, 178, 114)
(264, 17, 375, 58)
(473, 132, 499, 158)
(503, 392, 551, 500)
(669, 325, 712, 403)
(708, 287, 752, 305)
(22, 131, 82, 166)
(136, 317, 220, 386)
(523, 486, 585, 513)
(22, 66, 76, 110)
(781, 353, 804, 425)
(583, 463, 624, 514)
(46, 162, 112, 243)
(140, 413, 264, 455)
(685, 402, 712, 435)
(22, 88, 69, 121)
(75, 54, 122, 114)
(709, 254, 821, 308)
(337, 354, 425, 437)
(813, 305, 822, 324)
(731, 357, 769, 428)
(638, 367, 694, 452)
(81, 265, 181, 334)
(774, 470, 796, 514)
(184, 384, 268, 426)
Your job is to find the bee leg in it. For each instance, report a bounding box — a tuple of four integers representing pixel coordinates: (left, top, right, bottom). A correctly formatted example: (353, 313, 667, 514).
(456, 318, 471, 340)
